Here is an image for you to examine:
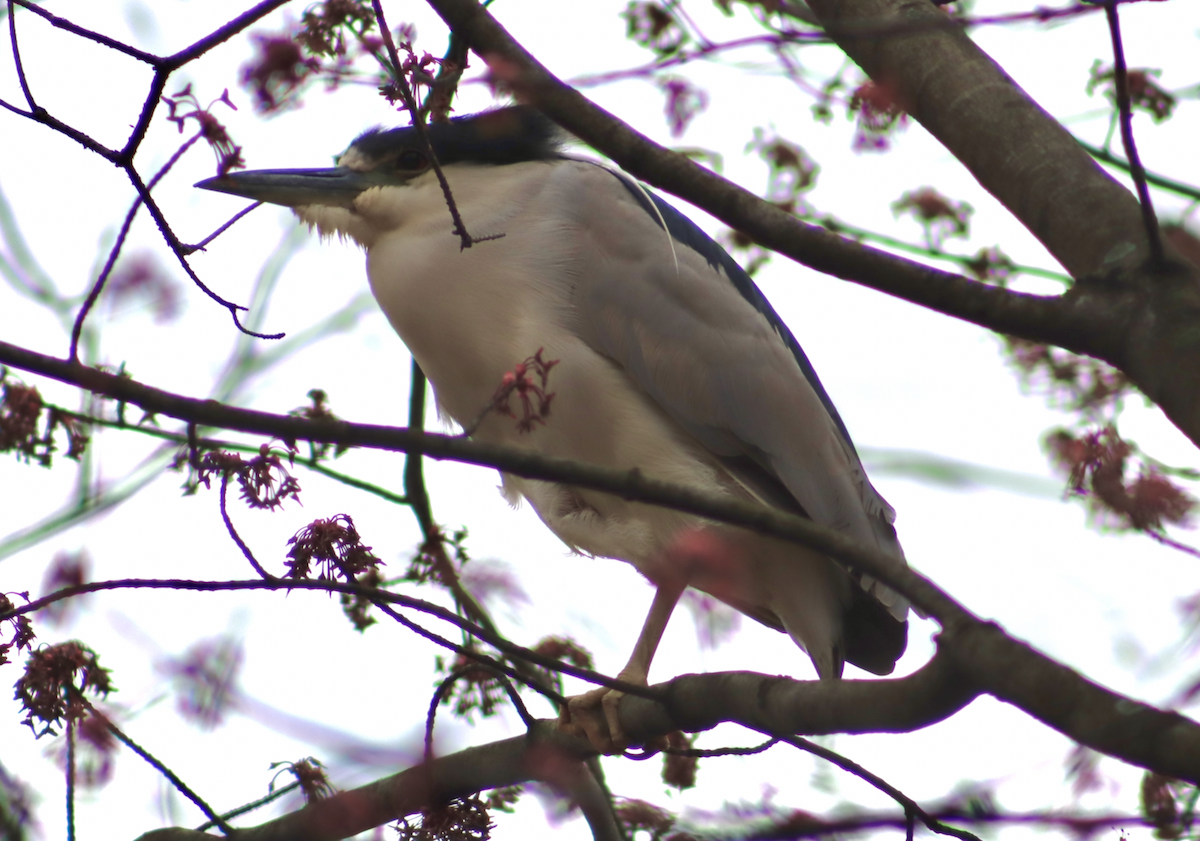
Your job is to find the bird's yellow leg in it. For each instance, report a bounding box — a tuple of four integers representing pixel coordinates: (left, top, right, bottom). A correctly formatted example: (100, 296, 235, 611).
(559, 578, 685, 753)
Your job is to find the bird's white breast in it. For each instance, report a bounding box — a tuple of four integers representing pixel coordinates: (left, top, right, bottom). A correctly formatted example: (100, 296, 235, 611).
(346, 161, 743, 570)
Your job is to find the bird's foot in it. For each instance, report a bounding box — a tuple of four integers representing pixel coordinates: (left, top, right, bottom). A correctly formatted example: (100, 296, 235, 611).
(558, 683, 628, 755)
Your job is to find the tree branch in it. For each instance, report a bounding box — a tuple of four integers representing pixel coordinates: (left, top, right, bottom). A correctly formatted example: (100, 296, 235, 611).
(5, 343, 1200, 787)
(127, 657, 973, 841)
(805, 0, 1148, 278)
(1102, 0, 1162, 264)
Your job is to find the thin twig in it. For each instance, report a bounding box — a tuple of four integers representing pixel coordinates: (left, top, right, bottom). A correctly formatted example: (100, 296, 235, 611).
(659, 737, 780, 759)
(67, 196, 139, 360)
(9, 0, 160, 64)
(187, 421, 200, 470)
(424, 30, 469, 120)
(778, 735, 980, 841)
(818, 0, 1112, 42)
(1077, 139, 1200, 202)
(371, 600, 569, 707)
(184, 202, 264, 254)
(162, 0, 292, 69)
(42, 403, 409, 504)
(404, 362, 435, 535)
(403, 364, 489, 622)
(816, 216, 1071, 285)
(120, 69, 170, 165)
(194, 781, 301, 832)
(427, 669, 467, 764)
(122, 0, 291, 158)
(740, 808, 1148, 839)
(121, 166, 284, 340)
(571, 33, 826, 88)
(7, 0, 36, 110)
(1, 577, 651, 703)
(68, 134, 202, 360)
(426, 665, 540, 766)
(66, 717, 76, 841)
(371, 0, 487, 250)
(0, 95, 28, 116)
(1103, 0, 1162, 264)
(402, 360, 546, 693)
(1146, 529, 1200, 560)
(6, 0, 293, 340)
(218, 472, 276, 580)
(103, 712, 233, 834)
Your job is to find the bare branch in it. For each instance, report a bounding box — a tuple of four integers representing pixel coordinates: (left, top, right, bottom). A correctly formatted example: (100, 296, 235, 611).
(0, 339, 965, 623)
(100, 711, 232, 834)
(9, 0, 159, 63)
(161, 0, 292, 69)
(1, 576, 648, 703)
(68, 135, 202, 360)
(66, 717, 76, 841)
(184, 203, 264, 255)
(778, 735, 977, 841)
(371, 0, 488, 250)
(6, 0, 36, 110)
(217, 472, 276, 580)
(1102, 1, 1163, 264)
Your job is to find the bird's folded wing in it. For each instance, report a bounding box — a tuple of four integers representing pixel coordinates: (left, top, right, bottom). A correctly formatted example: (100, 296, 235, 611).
(570, 172, 909, 619)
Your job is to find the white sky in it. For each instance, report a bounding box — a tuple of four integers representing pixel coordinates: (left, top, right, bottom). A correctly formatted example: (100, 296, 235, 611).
(1, 0, 1199, 838)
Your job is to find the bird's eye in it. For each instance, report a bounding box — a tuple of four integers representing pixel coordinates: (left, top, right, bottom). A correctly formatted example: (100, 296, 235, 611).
(396, 149, 428, 171)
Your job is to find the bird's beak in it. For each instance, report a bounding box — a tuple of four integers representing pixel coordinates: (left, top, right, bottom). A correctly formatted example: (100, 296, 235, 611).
(195, 167, 377, 209)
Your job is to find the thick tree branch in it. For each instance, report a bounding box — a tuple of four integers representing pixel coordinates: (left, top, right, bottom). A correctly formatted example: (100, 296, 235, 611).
(619, 648, 974, 742)
(128, 658, 973, 841)
(5, 343, 1200, 787)
(941, 620, 1200, 787)
(804, 0, 1147, 278)
(798, 0, 1200, 446)
(120, 644, 1179, 840)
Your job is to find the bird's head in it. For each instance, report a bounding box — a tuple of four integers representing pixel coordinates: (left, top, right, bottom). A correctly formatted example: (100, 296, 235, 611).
(196, 106, 562, 247)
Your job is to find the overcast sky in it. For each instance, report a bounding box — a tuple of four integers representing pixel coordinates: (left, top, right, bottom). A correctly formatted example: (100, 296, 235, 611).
(2, 0, 1199, 838)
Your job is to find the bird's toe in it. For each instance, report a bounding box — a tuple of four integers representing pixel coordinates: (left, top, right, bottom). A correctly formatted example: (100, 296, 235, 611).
(559, 686, 627, 754)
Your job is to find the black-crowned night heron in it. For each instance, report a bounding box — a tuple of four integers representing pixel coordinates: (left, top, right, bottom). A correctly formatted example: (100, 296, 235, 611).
(198, 106, 909, 750)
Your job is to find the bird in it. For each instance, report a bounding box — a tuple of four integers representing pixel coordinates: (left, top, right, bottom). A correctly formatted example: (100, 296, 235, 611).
(197, 105, 909, 750)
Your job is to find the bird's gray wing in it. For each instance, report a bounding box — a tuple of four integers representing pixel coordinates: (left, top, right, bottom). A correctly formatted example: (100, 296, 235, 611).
(570, 166, 907, 619)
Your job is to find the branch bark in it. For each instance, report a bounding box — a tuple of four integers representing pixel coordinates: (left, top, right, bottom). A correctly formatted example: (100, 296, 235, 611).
(123, 645, 1193, 840)
(800, 0, 1200, 495)
(129, 659, 973, 841)
(806, 0, 1148, 278)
